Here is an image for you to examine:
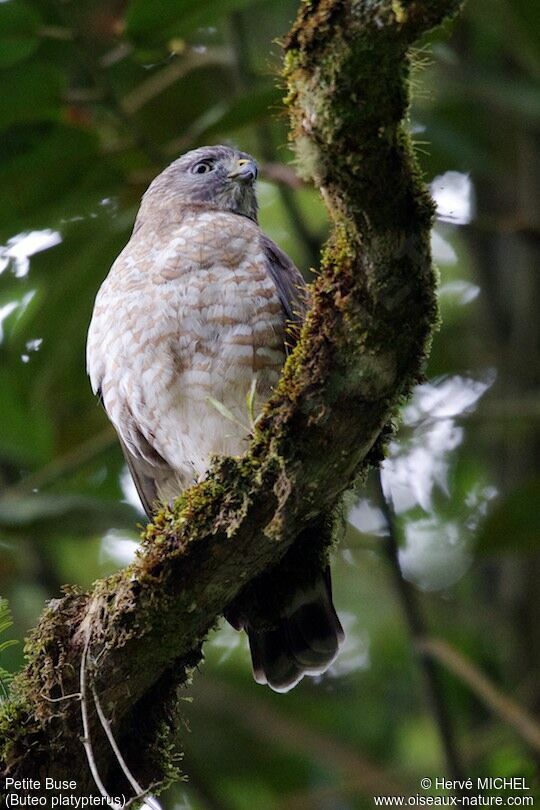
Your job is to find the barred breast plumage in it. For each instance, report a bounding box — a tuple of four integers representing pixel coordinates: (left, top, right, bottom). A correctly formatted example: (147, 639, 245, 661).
(87, 209, 286, 504)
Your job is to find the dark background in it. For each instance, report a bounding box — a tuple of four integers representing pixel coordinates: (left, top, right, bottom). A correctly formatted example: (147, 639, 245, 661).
(0, 1, 539, 807)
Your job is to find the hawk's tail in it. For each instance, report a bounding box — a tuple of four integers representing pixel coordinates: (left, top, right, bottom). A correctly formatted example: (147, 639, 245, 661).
(242, 568, 345, 693)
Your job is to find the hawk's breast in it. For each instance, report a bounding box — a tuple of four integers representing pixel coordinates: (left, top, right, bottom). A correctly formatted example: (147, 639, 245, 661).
(87, 209, 286, 491)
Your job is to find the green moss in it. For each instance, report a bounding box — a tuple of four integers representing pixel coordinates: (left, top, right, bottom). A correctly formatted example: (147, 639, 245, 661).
(0, 695, 38, 765)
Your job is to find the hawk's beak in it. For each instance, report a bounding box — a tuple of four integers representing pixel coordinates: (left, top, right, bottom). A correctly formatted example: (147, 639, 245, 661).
(227, 158, 258, 183)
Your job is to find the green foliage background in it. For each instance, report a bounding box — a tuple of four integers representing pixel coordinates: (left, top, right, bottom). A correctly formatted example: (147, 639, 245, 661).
(0, 0, 539, 807)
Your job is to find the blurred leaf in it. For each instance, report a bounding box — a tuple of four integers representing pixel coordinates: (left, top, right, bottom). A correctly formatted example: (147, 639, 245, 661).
(466, 0, 540, 80)
(133, 62, 237, 145)
(0, 598, 15, 636)
(16, 221, 128, 446)
(0, 639, 17, 654)
(0, 597, 17, 702)
(446, 74, 540, 125)
(0, 63, 63, 130)
(0, 493, 139, 536)
(192, 86, 283, 142)
(0, 0, 41, 69)
(0, 366, 54, 466)
(126, 0, 270, 45)
(414, 102, 508, 176)
(476, 480, 540, 554)
(0, 125, 99, 230)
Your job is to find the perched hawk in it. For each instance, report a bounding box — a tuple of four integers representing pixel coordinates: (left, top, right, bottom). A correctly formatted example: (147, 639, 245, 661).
(87, 145, 344, 691)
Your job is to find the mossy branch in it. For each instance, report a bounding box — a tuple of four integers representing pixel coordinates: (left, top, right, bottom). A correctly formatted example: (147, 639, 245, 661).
(0, 0, 462, 798)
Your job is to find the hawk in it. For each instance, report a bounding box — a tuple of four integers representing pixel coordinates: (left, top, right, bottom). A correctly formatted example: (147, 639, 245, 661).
(87, 145, 344, 691)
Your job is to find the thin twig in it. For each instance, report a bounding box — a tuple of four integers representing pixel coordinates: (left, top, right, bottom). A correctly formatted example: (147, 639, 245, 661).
(41, 690, 82, 703)
(122, 786, 161, 810)
(80, 634, 111, 801)
(39, 25, 73, 40)
(375, 469, 467, 786)
(121, 48, 232, 115)
(5, 427, 116, 498)
(91, 683, 162, 810)
(418, 637, 540, 753)
(81, 634, 162, 808)
(260, 162, 306, 189)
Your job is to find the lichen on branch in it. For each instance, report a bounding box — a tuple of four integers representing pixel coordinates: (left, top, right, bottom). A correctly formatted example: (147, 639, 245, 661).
(0, 0, 462, 796)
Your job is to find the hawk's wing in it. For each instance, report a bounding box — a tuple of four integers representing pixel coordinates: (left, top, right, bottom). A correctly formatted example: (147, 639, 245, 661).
(118, 437, 159, 518)
(260, 234, 309, 351)
(95, 386, 161, 517)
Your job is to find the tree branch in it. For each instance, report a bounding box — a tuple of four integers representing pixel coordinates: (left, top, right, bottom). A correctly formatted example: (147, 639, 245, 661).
(193, 678, 409, 797)
(418, 638, 540, 753)
(0, 0, 462, 797)
(229, 10, 323, 270)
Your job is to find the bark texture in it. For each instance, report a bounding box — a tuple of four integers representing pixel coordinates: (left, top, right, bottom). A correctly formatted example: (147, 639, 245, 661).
(0, 0, 462, 800)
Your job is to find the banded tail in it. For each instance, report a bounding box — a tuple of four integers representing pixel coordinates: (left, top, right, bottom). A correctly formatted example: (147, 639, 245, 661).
(228, 567, 345, 692)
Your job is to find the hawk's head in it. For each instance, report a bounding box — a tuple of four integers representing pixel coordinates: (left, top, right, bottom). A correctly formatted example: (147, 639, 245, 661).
(143, 145, 259, 223)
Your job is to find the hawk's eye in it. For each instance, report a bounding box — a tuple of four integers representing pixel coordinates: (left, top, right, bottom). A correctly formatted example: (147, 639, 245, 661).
(191, 161, 213, 175)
